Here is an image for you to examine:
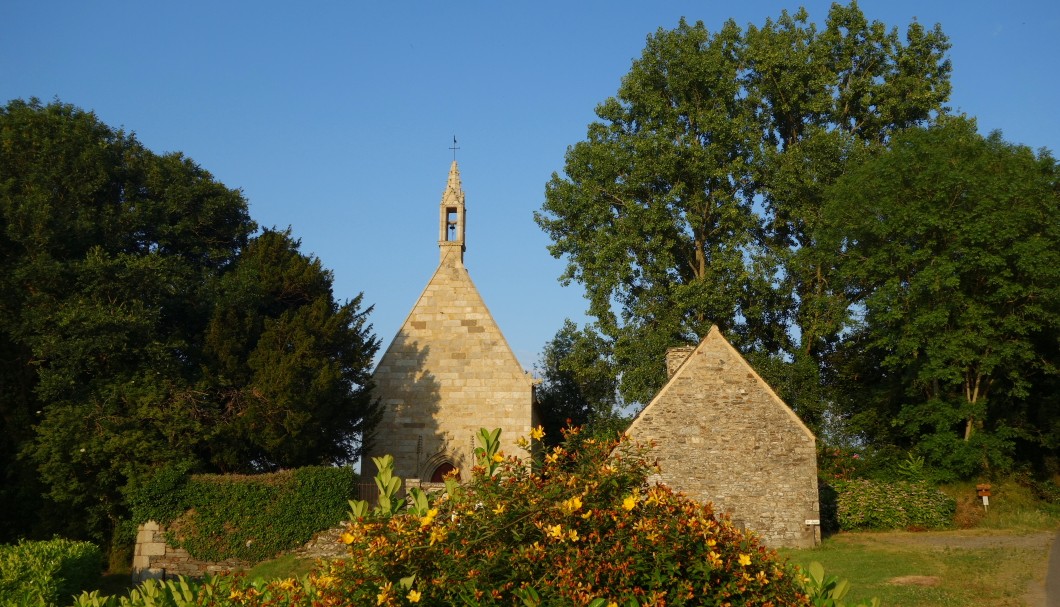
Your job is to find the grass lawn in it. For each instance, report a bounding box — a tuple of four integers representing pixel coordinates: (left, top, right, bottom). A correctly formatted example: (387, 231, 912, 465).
(781, 481, 1060, 607)
(783, 529, 1053, 606)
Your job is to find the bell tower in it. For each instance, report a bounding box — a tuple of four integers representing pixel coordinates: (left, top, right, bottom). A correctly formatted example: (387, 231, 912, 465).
(438, 161, 466, 266)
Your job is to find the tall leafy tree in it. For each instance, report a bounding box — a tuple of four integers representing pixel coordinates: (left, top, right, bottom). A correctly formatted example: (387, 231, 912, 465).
(0, 99, 379, 545)
(537, 3, 951, 409)
(823, 117, 1060, 477)
(534, 320, 619, 444)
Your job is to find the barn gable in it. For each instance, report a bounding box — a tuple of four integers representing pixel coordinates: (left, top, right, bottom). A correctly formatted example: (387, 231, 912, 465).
(626, 326, 820, 548)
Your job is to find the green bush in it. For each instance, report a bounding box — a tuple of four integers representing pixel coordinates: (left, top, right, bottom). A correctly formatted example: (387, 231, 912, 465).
(0, 538, 103, 606)
(128, 465, 355, 563)
(833, 479, 955, 530)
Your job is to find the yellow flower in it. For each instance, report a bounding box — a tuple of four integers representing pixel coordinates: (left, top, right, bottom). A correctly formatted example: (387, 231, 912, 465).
(377, 581, 393, 605)
(545, 524, 564, 540)
(492, 504, 506, 515)
(420, 508, 439, 528)
(706, 538, 716, 547)
(739, 553, 752, 567)
(581, 509, 593, 520)
(622, 495, 637, 511)
(315, 574, 338, 588)
(407, 589, 422, 603)
(607, 603, 618, 607)
(708, 551, 722, 567)
(278, 578, 297, 591)
(492, 453, 504, 463)
(516, 436, 529, 448)
(545, 447, 565, 464)
(561, 496, 583, 514)
(228, 590, 244, 601)
(340, 531, 356, 544)
(567, 528, 579, 542)
(530, 425, 545, 440)
(429, 526, 448, 545)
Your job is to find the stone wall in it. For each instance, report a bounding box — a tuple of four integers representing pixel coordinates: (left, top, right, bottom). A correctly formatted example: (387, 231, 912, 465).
(132, 521, 249, 582)
(627, 327, 821, 548)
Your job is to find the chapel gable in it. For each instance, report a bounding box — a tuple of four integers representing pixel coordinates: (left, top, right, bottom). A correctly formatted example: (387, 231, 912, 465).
(366, 161, 536, 483)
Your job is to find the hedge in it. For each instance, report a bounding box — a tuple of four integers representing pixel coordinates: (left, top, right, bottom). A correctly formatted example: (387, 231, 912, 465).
(831, 478, 955, 530)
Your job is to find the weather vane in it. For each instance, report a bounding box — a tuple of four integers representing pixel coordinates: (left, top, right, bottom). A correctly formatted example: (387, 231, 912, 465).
(450, 135, 460, 161)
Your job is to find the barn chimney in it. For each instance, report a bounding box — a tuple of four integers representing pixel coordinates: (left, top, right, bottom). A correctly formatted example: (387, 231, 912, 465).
(665, 345, 696, 377)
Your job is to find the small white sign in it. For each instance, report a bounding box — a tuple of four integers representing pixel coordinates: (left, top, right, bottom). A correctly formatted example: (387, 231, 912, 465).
(982, 496, 989, 506)
(805, 519, 821, 526)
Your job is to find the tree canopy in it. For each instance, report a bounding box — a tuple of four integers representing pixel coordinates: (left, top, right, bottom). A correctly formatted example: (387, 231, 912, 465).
(536, 4, 1060, 479)
(823, 117, 1060, 477)
(536, 3, 951, 406)
(533, 319, 621, 444)
(0, 99, 379, 545)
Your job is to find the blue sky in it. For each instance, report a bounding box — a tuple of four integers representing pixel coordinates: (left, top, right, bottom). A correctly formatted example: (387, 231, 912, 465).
(2, 1, 1057, 371)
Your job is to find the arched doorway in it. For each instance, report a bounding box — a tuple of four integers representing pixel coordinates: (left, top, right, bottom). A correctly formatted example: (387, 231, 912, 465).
(429, 462, 456, 483)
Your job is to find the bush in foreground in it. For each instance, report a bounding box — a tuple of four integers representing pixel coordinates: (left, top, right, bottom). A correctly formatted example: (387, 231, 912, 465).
(0, 538, 102, 606)
(332, 427, 808, 606)
(77, 428, 812, 606)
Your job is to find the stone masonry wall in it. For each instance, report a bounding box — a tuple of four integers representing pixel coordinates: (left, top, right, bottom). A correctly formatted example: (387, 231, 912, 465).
(367, 254, 535, 482)
(627, 328, 820, 548)
(132, 521, 249, 582)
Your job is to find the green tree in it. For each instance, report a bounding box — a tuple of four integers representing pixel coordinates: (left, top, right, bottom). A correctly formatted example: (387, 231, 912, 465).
(1, 98, 249, 542)
(536, 4, 951, 410)
(0, 99, 379, 547)
(534, 319, 620, 443)
(201, 228, 380, 472)
(823, 117, 1060, 478)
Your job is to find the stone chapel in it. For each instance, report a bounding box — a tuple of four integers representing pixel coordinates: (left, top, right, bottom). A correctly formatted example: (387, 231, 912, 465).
(365, 161, 537, 482)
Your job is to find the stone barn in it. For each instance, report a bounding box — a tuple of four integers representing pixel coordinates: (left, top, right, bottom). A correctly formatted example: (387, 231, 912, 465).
(626, 326, 821, 548)
(365, 161, 537, 482)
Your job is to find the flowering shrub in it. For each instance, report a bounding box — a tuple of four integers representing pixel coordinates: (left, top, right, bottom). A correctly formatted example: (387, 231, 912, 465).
(332, 427, 808, 606)
(816, 446, 864, 482)
(76, 428, 815, 606)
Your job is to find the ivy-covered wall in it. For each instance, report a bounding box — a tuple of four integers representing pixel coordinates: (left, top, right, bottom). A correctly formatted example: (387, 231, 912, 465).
(130, 466, 355, 581)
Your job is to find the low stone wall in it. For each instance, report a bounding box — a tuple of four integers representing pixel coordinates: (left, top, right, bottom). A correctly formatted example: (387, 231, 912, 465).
(132, 521, 249, 583)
